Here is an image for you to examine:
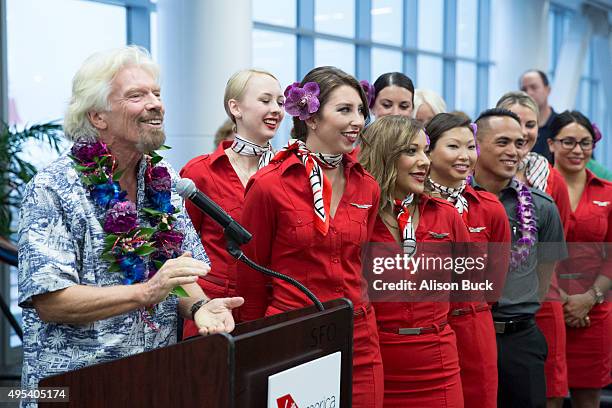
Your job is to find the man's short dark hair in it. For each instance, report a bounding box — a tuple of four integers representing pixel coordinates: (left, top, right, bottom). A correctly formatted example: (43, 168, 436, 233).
(475, 108, 522, 139)
(476, 108, 521, 125)
(520, 69, 550, 87)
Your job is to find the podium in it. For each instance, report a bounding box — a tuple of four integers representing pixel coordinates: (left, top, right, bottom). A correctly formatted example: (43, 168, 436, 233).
(39, 298, 354, 407)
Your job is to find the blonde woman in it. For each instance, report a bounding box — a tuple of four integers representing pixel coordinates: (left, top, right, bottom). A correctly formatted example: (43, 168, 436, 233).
(181, 69, 284, 338)
(413, 88, 447, 126)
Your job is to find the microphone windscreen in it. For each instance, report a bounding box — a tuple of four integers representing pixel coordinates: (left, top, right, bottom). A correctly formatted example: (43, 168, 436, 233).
(176, 178, 197, 198)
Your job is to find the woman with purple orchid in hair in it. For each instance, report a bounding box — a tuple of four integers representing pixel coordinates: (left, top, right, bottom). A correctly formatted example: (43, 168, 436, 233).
(425, 112, 511, 408)
(180, 68, 285, 339)
(236, 66, 384, 408)
(548, 110, 612, 408)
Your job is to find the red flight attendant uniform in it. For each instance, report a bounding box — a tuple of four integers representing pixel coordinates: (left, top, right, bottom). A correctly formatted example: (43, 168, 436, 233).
(558, 170, 612, 389)
(448, 185, 511, 408)
(180, 141, 245, 338)
(532, 163, 572, 397)
(373, 195, 470, 408)
(236, 153, 384, 408)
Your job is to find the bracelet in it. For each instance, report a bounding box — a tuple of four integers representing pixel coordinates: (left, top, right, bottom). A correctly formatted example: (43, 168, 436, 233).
(190, 298, 209, 320)
(589, 286, 604, 305)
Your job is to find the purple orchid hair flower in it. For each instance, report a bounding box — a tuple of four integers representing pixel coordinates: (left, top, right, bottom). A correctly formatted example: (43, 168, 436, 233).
(284, 81, 321, 120)
(424, 130, 431, 146)
(592, 122, 602, 145)
(469, 123, 480, 156)
(360, 80, 375, 109)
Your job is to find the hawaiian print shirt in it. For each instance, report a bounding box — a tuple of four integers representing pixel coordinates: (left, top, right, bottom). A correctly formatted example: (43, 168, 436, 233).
(18, 152, 208, 396)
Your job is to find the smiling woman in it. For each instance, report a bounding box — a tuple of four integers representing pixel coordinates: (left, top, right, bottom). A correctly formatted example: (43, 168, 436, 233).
(237, 66, 385, 408)
(180, 68, 285, 339)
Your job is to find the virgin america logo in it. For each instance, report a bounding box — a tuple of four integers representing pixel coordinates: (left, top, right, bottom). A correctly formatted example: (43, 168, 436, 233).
(277, 394, 299, 408)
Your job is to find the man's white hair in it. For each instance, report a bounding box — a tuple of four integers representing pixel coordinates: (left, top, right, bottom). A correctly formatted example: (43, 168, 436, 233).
(412, 88, 447, 118)
(63, 46, 160, 141)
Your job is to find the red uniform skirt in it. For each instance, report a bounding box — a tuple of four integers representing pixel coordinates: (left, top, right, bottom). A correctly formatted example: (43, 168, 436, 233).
(378, 323, 463, 408)
(352, 304, 385, 408)
(535, 301, 568, 397)
(566, 302, 612, 389)
(183, 277, 235, 339)
(448, 302, 497, 408)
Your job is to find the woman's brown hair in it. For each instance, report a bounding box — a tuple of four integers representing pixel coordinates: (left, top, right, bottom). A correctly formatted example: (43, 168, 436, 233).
(359, 115, 424, 214)
(292, 66, 370, 141)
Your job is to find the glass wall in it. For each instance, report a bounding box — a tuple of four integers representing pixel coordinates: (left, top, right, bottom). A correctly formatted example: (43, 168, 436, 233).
(252, 0, 493, 142)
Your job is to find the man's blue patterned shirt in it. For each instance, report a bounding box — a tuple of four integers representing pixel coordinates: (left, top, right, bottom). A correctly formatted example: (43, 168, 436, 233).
(18, 152, 208, 392)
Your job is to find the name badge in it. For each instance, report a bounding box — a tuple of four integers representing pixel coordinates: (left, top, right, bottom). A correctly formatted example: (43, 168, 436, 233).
(428, 231, 449, 239)
(350, 203, 372, 209)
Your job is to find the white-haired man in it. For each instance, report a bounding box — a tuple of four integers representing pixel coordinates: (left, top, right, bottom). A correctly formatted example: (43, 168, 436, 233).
(18, 46, 244, 396)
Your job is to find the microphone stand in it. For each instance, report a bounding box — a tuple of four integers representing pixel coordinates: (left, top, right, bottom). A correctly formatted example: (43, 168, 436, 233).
(222, 221, 324, 312)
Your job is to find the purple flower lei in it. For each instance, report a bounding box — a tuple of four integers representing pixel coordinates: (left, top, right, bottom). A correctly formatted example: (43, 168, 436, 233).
(360, 80, 375, 109)
(284, 81, 320, 120)
(510, 180, 537, 268)
(70, 140, 185, 288)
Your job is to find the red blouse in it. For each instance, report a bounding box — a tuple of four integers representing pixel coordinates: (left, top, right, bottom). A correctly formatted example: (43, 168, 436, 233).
(462, 185, 511, 301)
(558, 170, 612, 291)
(236, 153, 381, 321)
(372, 195, 471, 328)
(180, 141, 244, 291)
(546, 165, 572, 235)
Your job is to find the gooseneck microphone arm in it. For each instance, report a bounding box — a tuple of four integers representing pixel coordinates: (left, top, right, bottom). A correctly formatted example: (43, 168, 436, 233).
(176, 178, 324, 311)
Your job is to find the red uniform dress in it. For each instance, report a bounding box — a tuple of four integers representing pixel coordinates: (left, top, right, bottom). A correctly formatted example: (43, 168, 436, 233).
(447, 185, 511, 408)
(236, 153, 384, 408)
(532, 163, 572, 397)
(373, 195, 471, 408)
(180, 141, 244, 338)
(557, 170, 612, 389)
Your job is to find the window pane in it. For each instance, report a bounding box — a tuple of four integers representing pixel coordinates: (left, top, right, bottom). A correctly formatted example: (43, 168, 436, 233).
(7, 0, 127, 126)
(371, 48, 403, 82)
(575, 78, 591, 114)
(150, 11, 158, 62)
(315, 39, 355, 76)
(418, 0, 443, 52)
(371, 0, 403, 46)
(455, 61, 477, 120)
(457, 0, 477, 57)
(6, 0, 127, 349)
(252, 30, 297, 149)
(315, 0, 355, 38)
(417, 55, 443, 96)
(253, 0, 296, 27)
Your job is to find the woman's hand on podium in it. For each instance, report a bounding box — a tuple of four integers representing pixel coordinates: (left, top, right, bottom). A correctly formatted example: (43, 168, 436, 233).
(194, 297, 245, 335)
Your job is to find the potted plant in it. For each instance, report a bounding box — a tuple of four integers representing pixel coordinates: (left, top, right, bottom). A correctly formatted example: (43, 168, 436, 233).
(0, 121, 64, 240)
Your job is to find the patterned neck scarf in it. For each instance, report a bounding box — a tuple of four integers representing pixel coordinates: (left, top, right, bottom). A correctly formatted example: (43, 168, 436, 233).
(273, 139, 343, 235)
(521, 152, 549, 192)
(231, 133, 275, 169)
(394, 194, 417, 256)
(427, 177, 469, 219)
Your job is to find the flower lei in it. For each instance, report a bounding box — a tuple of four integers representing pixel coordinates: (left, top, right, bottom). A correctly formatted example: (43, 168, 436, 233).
(510, 180, 537, 268)
(70, 140, 187, 296)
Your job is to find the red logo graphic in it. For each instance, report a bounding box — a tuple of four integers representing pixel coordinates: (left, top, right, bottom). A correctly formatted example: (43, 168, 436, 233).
(277, 394, 299, 408)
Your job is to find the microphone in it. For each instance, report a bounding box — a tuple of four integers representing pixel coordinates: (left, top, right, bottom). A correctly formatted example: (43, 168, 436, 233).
(176, 177, 324, 311)
(176, 178, 252, 245)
